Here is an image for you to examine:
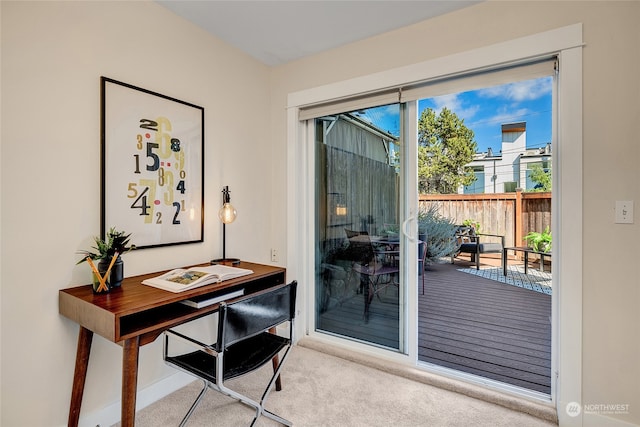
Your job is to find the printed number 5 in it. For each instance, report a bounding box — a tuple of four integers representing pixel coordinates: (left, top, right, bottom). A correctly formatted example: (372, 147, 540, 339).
(127, 183, 138, 198)
(146, 142, 160, 172)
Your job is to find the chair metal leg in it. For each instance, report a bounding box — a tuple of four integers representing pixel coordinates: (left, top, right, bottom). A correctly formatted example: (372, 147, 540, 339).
(217, 381, 292, 427)
(179, 380, 209, 427)
(260, 408, 293, 426)
(209, 346, 293, 427)
(254, 345, 293, 426)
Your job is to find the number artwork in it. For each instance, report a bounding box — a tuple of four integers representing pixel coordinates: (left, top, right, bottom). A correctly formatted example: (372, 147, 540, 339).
(129, 120, 186, 226)
(102, 77, 204, 248)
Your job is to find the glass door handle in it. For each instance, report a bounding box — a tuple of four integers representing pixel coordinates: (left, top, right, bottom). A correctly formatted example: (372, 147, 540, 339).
(402, 215, 417, 242)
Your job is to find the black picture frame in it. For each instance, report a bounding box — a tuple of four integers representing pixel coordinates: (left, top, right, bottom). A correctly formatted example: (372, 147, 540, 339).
(100, 77, 204, 249)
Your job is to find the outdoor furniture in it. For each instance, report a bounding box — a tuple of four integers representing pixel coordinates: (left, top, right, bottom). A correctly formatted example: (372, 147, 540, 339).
(419, 240, 428, 295)
(451, 226, 504, 270)
(344, 230, 399, 322)
(503, 246, 552, 276)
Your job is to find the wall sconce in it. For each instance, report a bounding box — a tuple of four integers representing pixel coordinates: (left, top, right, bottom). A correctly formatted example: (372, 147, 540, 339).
(331, 192, 347, 216)
(211, 185, 240, 265)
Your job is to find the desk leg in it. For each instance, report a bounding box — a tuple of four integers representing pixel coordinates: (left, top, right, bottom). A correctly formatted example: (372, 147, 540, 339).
(68, 326, 93, 427)
(122, 336, 140, 427)
(268, 327, 283, 391)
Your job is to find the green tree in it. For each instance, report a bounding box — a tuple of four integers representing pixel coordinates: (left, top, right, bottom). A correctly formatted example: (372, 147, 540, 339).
(418, 107, 478, 194)
(527, 164, 552, 192)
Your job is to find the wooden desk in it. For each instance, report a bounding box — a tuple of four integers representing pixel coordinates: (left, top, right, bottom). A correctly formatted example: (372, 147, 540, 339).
(59, 261, 286, 427)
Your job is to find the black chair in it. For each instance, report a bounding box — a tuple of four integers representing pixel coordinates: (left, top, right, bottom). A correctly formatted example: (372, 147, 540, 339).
(419, 240, 428, 295)
(163, 281, 297, 427)
(451, 226, 504, 270)
(343, 230, 399, 322)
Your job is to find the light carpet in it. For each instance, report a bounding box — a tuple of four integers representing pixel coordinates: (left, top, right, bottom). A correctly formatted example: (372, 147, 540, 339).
(457, 265, 552, 295)
(126, 344, 556, 426)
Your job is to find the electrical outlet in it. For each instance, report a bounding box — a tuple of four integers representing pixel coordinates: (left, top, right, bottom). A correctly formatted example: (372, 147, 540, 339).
(271, 248, 278, 262)
(615, 200, 634, 224)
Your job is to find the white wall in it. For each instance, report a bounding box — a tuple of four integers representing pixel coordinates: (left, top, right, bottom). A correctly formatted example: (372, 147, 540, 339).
(270, 1, 639, 426)
(1, 1, 275, 425)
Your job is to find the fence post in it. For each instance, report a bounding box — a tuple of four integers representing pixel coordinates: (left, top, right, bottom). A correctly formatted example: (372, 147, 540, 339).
(515, 188, 524, 253)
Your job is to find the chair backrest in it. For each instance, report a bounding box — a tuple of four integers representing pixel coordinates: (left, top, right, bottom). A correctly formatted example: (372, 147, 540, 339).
(455, 226, 476, 242)
(456, 225, 476, 236)
(344, 229, 375, 264)
(344, 228, 366, 239)
(420, 240, 428, 264)
(217, 281, 297, 350)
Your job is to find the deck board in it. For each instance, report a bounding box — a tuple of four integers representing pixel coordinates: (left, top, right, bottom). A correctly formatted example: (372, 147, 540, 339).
(419, 262, 551, 394)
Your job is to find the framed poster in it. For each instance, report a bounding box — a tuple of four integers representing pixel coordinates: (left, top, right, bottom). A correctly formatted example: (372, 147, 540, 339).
(101, 77, 204, 249)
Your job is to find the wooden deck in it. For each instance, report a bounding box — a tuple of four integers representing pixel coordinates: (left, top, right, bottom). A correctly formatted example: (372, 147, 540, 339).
(317, 259, 551, 394)
(419, 261, 551, 394)
(317, 286, 400, 349)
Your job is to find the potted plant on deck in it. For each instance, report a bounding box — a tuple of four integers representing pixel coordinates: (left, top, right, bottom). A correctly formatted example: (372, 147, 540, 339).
(418, 204, 459, 266)
(77, 227, 134, 293)
(524, 226, 552, 253)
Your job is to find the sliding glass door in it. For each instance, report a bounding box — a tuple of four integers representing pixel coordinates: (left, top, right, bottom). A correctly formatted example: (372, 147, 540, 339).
(314, 104, 406, 350)
(309, 63, 556, 394)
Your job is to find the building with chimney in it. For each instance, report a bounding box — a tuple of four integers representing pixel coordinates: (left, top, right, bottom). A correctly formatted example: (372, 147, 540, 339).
(463, 122, 551, 194)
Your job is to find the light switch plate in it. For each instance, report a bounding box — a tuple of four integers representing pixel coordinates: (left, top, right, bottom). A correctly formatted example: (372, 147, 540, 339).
(615, 200, 634, 224)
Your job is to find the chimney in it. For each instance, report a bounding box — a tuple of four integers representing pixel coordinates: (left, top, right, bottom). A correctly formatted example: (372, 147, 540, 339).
(487, 147, 493, 157)
(501, 122, 526, 133)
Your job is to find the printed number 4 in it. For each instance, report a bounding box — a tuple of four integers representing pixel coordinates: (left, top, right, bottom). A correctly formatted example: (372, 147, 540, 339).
(130, 187, 150, 216)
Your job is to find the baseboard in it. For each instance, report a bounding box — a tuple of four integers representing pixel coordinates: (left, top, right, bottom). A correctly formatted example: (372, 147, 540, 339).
(76, 372, 194, 427)
(583, 412, 639, 427)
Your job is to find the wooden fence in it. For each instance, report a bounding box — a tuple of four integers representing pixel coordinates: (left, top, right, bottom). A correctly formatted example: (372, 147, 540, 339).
(419, 190, 551, 249)
(319, 144, 399, 243)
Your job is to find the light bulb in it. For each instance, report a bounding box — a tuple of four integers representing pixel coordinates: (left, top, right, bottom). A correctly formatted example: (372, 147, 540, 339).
(218, 202, 237, 224)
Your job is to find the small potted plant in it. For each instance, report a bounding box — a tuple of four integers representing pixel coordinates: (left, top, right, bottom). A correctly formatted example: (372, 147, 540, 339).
(77, 227, 134, 292)
(524, 226, 552, 253)
(462, 218, 481, 233)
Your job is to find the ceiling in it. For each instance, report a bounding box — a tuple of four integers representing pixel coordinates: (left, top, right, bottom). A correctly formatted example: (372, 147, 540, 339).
(156, 1, 480, 66)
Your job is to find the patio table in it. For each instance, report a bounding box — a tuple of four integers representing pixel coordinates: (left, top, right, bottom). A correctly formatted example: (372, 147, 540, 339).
(503, 246, 552, 276)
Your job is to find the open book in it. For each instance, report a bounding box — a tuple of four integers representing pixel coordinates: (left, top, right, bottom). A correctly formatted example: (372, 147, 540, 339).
(142, 264, 253, 293)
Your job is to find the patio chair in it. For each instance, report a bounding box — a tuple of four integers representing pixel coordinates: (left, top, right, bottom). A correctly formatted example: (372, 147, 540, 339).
(163, 281, 297, 427)
(451, 226, 504, 270)
(344, 230, 399, 322)
(419, 240, 428, 294)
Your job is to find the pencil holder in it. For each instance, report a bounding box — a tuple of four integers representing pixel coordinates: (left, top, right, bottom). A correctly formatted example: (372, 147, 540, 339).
(92, 272, 111, 293)
(99, 256, 124, 288)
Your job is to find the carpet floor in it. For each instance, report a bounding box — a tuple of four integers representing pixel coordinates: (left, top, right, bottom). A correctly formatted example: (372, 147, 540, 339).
(125, 345, 557, 426)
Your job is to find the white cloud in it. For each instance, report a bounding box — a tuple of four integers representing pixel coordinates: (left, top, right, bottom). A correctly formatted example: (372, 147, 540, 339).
(479, 78, 552, 102)
(431, 93, 480, 121)
(490, 107, 531, 125)
(469, 106, 531, 128)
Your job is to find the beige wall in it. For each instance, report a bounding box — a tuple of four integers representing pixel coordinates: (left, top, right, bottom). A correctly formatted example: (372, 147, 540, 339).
(1, 1, 275, 425)
(270, 1, 639, 426)
(1, 0, 639, 426)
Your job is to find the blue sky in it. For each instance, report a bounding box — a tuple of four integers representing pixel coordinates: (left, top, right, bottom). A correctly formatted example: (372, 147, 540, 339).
(356, 76, 552, 154)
